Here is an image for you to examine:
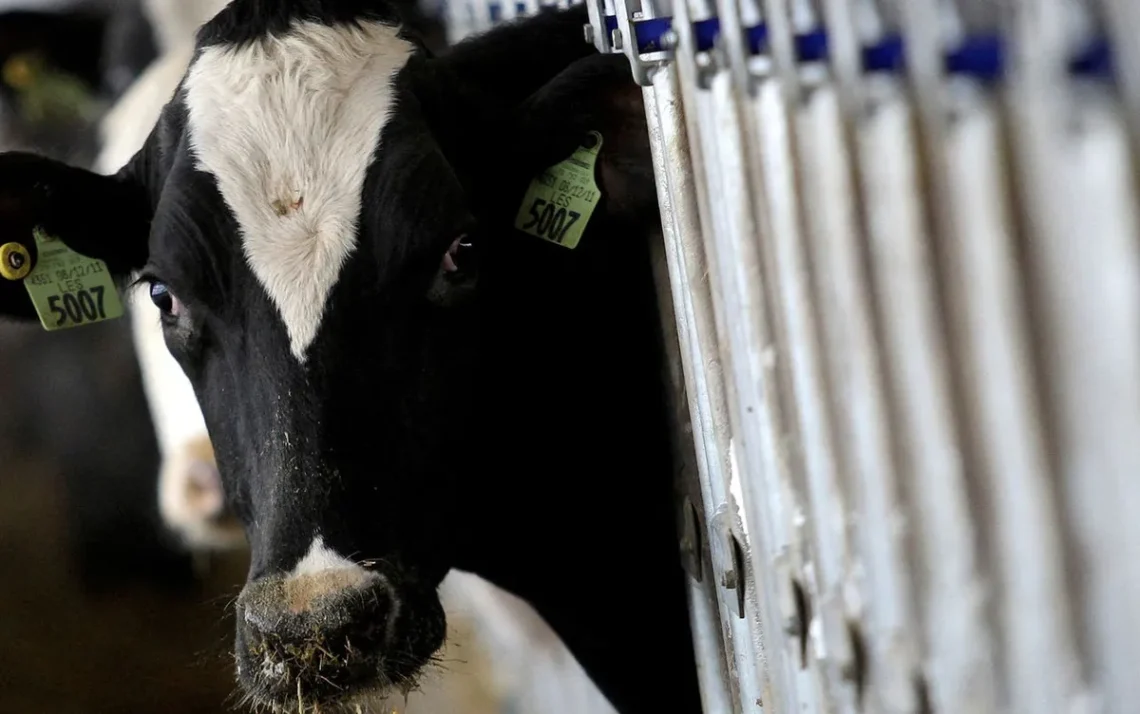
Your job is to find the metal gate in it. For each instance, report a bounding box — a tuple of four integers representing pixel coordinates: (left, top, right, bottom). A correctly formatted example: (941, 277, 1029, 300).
(438, 1, 1140, 712)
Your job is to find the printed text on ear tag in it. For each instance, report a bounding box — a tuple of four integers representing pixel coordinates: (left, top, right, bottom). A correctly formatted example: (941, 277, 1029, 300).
(514, 131, 603, 250)
(23, 227, 124, 331)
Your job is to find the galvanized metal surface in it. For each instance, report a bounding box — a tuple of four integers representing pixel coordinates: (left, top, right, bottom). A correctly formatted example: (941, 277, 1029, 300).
(438, 0, 1140, 711)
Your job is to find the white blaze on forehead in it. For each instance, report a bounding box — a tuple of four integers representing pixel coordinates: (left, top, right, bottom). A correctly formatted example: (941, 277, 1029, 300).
(183, 20, 416, 361)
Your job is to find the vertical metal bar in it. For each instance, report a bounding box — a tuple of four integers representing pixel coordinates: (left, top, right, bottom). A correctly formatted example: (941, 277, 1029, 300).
(584, 0, 612, 52)
(670, 0, 817, 710)
(875, 2, 1002, 712)
(1096, 0, 1140, 178)
(855, 65, 968, 709)
(641, 57, 768, 713)
(650, 233, 739, 714)
(662, 0, 821, 708)
(910, 59, 1085, 714)
(894, 3, 1089, 714)
(698, 12, 818, 709)
(795, 3, 923, 711)
(1003, 2, 1140, 714)
(717, 0, 869, 710)
(661, 2, 795, 709)
(687, 574, 738, 714)
(647, 109, 753, 711)
(615, 0, 770, 698)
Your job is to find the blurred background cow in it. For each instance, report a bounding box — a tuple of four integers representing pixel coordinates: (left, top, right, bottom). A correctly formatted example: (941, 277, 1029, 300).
(0, 1, 617, 711)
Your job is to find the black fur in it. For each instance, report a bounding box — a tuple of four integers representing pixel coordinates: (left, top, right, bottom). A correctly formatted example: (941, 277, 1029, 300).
(0, 4, 700, 713)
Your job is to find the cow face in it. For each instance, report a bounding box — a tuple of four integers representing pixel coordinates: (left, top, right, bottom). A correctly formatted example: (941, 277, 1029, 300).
(0, 1, 482, 710)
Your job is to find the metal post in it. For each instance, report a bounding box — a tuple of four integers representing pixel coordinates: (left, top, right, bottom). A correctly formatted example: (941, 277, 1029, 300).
(1003, 2, 1140, 714)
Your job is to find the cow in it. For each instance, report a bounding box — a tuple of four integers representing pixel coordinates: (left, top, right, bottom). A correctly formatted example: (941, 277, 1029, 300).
(0, 2, 701, 713)
(100, 12, 623, 714)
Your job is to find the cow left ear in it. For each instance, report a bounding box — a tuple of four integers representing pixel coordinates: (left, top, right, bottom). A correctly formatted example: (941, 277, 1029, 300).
(0, 150, 153, 321)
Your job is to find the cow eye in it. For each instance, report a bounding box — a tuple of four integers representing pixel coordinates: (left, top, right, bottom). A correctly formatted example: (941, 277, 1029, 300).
(149, 281, 182, 317)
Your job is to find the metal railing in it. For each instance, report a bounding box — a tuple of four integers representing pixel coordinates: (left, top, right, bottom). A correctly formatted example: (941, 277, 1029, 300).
(437, 0, 1140, 712)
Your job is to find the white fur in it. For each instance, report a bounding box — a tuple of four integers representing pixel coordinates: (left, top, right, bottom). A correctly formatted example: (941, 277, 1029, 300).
(289, 534, 365, 577)
(183, 20, 415, 362)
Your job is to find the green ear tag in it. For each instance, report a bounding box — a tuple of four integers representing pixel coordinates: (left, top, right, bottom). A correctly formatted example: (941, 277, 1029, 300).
(514, 131, 603, 250)
(23, 227, 124, 331)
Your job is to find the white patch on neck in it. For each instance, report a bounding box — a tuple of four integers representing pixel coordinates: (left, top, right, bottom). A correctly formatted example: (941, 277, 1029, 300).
(183, 20, 415, 361)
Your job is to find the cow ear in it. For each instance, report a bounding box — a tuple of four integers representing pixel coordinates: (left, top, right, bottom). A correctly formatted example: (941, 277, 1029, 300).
(0, 150, 153, 321)
(512, 52, 657, 227)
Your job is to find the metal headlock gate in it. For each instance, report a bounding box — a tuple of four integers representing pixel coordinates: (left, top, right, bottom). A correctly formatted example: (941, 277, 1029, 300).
(441, 0, 1140, 712)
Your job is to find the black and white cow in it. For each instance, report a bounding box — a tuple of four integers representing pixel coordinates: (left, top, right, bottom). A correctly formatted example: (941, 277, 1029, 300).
(98, 6, 622, 711)
(0, 2, 700, 712)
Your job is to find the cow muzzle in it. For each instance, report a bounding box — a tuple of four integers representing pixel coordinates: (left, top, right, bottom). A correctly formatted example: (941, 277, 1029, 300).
(233, 559, 445, 710)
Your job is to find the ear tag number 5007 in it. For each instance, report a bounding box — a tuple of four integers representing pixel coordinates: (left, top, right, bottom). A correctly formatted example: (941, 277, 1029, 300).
(514, 131, 603, 250)
(23, 227, 124, 331)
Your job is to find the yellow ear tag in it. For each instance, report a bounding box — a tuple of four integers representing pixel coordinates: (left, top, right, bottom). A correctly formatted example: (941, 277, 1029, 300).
(513, 131, 603, 249)
(22, 227, 124, 331)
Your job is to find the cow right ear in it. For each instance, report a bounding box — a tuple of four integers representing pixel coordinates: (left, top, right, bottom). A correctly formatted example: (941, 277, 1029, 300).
(0, 150, 153, 321)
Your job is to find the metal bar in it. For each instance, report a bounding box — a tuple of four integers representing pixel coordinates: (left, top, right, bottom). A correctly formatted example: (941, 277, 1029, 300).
(654, 1, 792, 710)
(650, 230, 739, 714)
(893, 3, 1089, 714)
(651, 8, 808, 714)
(1002, 2, 1140, 714)
(641, 57, 769, 713)
(801, 3, 923, 712)
(880, 2, 1002, 711)
(1096, 0, 1140, 182)
(722, 0, 866, 711)
(908, 49, 1084, 714)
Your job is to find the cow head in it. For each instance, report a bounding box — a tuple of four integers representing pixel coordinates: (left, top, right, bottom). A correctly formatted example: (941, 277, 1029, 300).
(0, 1, 645, 710)
(0, 0, 481, 708)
